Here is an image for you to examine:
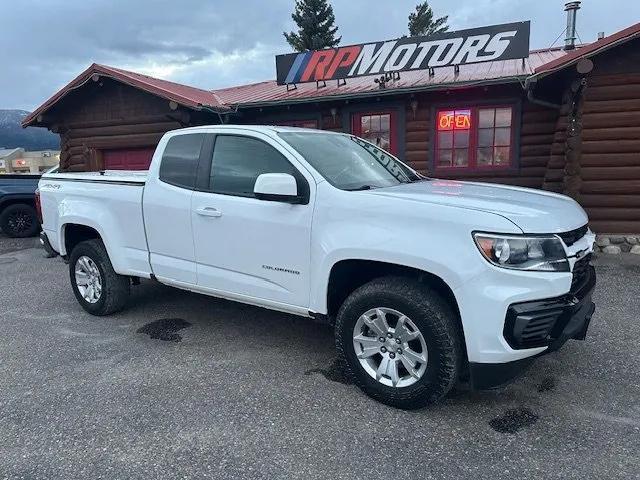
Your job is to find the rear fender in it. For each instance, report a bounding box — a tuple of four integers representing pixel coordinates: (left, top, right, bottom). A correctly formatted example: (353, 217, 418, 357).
(56, 194, 150, 277)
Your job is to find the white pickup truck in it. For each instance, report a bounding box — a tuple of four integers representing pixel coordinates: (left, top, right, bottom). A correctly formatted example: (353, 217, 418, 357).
(38, 125, 596, 409)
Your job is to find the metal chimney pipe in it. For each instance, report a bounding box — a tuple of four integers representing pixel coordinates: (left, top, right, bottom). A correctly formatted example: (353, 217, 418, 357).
(597, 31, 605, 40)
(564, 1, 581, 50)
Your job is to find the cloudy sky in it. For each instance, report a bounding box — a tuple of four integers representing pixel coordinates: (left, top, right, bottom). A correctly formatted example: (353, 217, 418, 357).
(2, 0, 638, 110)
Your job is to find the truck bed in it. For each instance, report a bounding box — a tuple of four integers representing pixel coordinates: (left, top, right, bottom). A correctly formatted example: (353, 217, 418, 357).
(39, 169, 151, 277)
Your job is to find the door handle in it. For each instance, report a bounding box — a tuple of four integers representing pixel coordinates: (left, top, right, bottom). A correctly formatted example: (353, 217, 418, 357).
(195, 207, 223, 218)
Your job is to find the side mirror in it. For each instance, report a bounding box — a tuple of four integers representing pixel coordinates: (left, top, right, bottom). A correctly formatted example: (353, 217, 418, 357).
(254, 173, 301, 203)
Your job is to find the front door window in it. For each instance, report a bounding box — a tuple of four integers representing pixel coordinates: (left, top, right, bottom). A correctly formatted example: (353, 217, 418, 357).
(352, 112, 396, 155)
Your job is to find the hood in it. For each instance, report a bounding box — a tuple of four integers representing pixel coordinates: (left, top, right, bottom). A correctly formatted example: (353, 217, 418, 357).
(365, 179, 588, 234)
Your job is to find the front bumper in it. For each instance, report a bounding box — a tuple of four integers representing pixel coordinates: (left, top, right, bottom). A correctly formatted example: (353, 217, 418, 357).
(469, 264, 596, 389)
(504, 264, 595, 351)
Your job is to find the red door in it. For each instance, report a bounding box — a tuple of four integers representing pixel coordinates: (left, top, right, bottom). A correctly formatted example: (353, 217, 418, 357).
(102, 147, 156, 170)
(351, 111, 398, 155)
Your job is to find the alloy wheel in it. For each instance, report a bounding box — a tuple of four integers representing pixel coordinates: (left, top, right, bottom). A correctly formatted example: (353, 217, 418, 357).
(75, 256, 103, 304)
(7, 210, 33, 236)
(352, 307, 428, 388)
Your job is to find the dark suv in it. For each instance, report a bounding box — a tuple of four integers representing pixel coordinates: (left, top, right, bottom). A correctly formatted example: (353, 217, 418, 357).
(0, 173, 42, 237)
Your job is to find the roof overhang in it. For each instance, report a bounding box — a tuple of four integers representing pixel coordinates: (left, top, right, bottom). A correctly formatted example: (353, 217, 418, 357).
(227, 75, 529, 110)
(529, 22, 640, 83)
(22, 63, 229, 128)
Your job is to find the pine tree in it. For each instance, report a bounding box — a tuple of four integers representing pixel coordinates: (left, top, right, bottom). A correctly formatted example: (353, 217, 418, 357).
(283, 0, 341, 52)
(408, 2, 449, 37)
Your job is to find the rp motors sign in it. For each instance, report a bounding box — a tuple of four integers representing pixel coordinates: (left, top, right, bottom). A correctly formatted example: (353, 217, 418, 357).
(276, 21, 530, 85)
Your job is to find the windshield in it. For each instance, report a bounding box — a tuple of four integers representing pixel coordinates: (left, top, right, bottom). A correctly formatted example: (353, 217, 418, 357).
(278, 132, 421, 190)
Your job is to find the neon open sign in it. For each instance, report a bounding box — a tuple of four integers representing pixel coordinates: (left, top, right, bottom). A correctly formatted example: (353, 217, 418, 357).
(438, 110, 471, 130)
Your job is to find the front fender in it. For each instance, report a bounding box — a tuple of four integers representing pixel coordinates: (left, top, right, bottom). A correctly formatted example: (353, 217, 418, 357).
(308, 185, 522, 314)
(310, 246, 481, 316)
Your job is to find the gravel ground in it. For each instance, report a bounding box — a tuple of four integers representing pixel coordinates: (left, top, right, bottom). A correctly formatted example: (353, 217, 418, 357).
(0, 233, 638, 479)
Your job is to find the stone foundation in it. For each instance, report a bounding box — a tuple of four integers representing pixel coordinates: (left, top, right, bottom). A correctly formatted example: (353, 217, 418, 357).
(594, 235, 640, 254)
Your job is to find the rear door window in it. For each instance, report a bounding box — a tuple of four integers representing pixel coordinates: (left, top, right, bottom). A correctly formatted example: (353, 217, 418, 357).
(159, 133, 206, 189)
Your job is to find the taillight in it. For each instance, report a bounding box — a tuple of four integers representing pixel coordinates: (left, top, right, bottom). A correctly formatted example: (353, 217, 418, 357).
(35, 188, 43, 224)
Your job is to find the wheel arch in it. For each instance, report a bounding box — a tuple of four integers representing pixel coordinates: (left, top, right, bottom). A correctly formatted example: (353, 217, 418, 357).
(61, 223, 103, 257)
(324, 259, 462, 329)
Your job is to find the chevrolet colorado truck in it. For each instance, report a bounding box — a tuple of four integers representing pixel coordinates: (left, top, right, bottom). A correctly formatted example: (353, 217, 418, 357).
(38, 125, 596, 409)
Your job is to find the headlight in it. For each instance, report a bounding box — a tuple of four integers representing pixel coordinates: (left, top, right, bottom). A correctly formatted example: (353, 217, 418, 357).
(473, 233, 569, 272)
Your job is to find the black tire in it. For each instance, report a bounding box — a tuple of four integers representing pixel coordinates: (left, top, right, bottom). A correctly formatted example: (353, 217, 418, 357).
(0, 203, 39, 238)
(69, 239, 130, 316)
(335, 276, 463, 410)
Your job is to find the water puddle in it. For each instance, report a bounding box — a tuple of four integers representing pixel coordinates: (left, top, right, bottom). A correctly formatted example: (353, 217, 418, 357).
(489, 407, 539, 434)
(136, 318, 192, 342)
(305, 358, 352, 385)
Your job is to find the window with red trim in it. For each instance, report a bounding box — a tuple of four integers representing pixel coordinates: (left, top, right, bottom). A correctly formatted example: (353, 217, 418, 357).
(352, 111, 397, 155)
(435, 106, 514, 170)
(274, 119, 319, 129)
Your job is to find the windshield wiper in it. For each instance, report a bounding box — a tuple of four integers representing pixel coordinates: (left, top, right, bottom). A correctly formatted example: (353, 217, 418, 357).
(345, 185, 373, 191)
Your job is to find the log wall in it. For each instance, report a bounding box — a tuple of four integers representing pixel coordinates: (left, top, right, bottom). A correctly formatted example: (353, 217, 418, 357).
(52, 79, 202, 171)
(542, 39, 640, 234)
(574, 39, 640, 233)
(404, 98, 430, 174)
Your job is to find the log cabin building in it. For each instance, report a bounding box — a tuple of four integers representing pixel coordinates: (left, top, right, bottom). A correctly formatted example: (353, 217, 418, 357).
(22, 21, 640, 235)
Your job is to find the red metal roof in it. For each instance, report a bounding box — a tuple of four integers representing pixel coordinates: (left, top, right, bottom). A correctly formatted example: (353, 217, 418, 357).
(22, 63, 228, 127)
(214, 48, 567, 107)
(533, 22, 640, 76)
(98, 64, 225, 108)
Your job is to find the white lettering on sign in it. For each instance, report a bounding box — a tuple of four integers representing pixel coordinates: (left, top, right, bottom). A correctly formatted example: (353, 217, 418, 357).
(410, 41, 438, 69)
(386, 43, 418, 71)
(348, 41, 398, 76)
(428, 38, 464, 67)
(479, 31, 518, 61)
(451, 34, 491, 64)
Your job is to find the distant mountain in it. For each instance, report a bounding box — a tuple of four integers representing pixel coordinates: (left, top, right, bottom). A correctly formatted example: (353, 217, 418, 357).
(0, 109, 60, 151)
